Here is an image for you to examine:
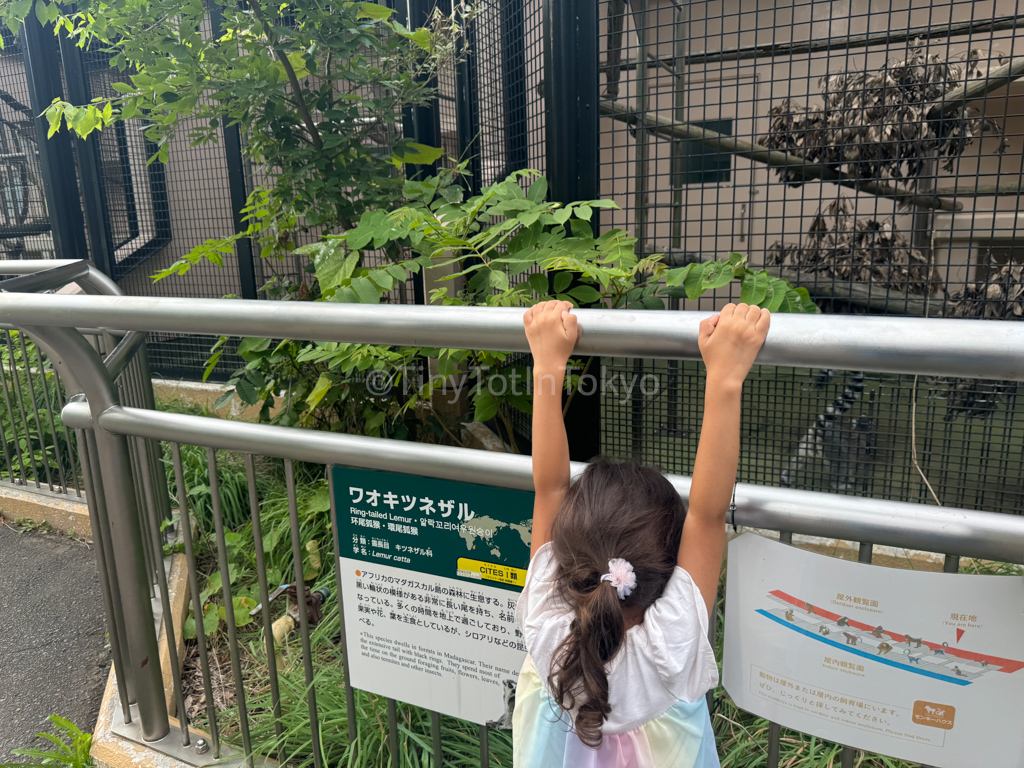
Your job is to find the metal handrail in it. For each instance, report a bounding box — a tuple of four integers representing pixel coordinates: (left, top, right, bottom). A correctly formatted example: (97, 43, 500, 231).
(2, 265, 1024, 757)
(59, 401, 1024, 564)
(0, 291, 1022, 378)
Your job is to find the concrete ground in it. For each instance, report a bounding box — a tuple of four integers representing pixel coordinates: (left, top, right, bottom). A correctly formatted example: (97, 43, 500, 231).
(0, 523, 109, 760)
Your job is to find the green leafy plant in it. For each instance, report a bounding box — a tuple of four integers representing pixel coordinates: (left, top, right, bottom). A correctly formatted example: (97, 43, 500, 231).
(18, 0, 474, 267)
(0, 331, 76, 488)
(209, 170, 818, 449)
(0, 715, 93, 768)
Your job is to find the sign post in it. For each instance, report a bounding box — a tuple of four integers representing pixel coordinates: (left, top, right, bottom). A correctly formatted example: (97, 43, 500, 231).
(331, 466, 533, 726)
(724, 533, 1024, 768)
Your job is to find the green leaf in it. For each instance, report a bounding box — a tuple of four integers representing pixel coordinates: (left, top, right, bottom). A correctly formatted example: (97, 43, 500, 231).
(202, 603, 219, 636)
(234, 377, 258, 405)
(568, 285, 603, 304)
(473, 390, 498, 422)
(34, 1, 59, 26)
(315, 247, 358, 291)
(665, 263, 694, 287)
(218, 596, 256, 628)
(684, 264, 705, 301)
(553, 272, 572, 293)
(727, 251, 747, 274)
(396, 26, 431, 51)
(351, 276, 382, 304)
(237, 337, 272, 357)
(526, 177, 548, 202)
(306, 373, 333, 410)
(395, 142, 443, 165)
(575, 204, 593, 221)
(765, 279, 787, 312)
(357, 2, 396, 19)
(739, 271, 769, 305)
(202, 348, 224, 383)
(699, 260, 735, 291)
(528, 272, 548, 296)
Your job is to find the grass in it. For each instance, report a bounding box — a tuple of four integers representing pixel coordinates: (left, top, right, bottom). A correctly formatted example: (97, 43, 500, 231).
(0, 715, 93, 768)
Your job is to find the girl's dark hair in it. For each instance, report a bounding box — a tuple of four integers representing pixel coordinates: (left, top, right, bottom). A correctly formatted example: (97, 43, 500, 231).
(547, 457, 687, 748)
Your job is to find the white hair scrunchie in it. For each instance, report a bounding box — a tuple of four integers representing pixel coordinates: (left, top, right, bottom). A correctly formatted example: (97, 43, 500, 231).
(600, 558, 637, 601)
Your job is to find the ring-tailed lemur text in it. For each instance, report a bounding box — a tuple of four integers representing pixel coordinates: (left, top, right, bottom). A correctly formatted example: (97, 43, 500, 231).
(781, 370, 873, 490)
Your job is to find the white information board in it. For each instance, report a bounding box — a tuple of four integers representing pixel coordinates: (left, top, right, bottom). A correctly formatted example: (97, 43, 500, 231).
(724, 533, 1024, 768)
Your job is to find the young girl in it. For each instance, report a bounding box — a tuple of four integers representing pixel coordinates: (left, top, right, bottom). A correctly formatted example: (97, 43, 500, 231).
(513, 300, 770, 767)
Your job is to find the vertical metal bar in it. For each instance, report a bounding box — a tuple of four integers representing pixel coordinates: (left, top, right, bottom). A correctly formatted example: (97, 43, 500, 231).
(431, 711, 443, 766)
(142, 445, 190, 746)
(285, 460, 323, 768)
(500, 0, 528, 174)
(171, 444, 221, 755)
(545, 0, 601, 461)
(6, 333, 40, 487)
(944, 554, 960, 573)
(327, 468, 358, 745)
(21, 15, 89, 261)
(57, 34, 117, 276)
(17, 335, 54, 490)
(244, 455, 284, 748)
(767, 529, 792, 768)
(94, 424, 169, 739)
(50, 369, 81, 495)
(32, 342, 68, 493)
(0, 335, 17, 483)
(454, 14, 482, 194)
(206, 448, 253, 766)
(136, 344, 173, 523)
(77, 429, 132, 721)
(836, 542, 874, 767)
(387, 698, 400, 766)
(478, 724, 489, 767)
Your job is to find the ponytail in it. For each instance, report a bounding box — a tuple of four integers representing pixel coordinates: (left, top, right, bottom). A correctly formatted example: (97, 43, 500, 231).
(548, 580, 626, 748)
(546, 458, 688, 749)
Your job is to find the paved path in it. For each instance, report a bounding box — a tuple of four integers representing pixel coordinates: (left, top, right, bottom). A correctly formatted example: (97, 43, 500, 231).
(0, 523, 109, 760)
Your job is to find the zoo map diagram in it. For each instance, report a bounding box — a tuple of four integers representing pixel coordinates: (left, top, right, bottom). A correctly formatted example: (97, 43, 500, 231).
(759, 590, 1024, 686)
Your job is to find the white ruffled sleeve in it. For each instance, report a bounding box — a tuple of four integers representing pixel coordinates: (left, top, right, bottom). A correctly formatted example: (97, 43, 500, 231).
(642, 566, 720, 703)
(516, 543, 573, 661)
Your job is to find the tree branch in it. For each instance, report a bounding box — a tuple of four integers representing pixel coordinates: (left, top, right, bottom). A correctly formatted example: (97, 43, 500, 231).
(248, 1, 323, 150)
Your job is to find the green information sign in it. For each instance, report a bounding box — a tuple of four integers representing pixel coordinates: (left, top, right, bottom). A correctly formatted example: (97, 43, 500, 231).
(332, 466, 534, 592)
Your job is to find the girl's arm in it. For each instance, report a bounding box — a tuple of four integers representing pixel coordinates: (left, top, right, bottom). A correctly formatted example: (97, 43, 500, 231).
(679, 303, 770, 615)
(524, 300, 579, 559)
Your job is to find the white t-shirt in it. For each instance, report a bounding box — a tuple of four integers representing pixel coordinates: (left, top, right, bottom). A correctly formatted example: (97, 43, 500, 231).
(515, 542, 719, 734)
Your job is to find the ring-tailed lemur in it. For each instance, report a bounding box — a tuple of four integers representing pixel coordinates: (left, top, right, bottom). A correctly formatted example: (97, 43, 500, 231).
(486, 679, 516, 730)
(780, 370, 867, 489)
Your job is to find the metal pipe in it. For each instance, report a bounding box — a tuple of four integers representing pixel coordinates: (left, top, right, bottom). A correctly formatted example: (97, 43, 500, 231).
(103, 331, 146, 380)
(77, 428, 132, 721)
(22, 325, 168, 740)
(244, 455, 284, 748)
(206, 449, 253, 765)
(327, 468, 358, 746)
(285, 461, 322, 768)
(171, 444, 221, 756)
(4, 294, 1024, 379)
(0, 261, 92, 294)
(60, 402, 1024, 564)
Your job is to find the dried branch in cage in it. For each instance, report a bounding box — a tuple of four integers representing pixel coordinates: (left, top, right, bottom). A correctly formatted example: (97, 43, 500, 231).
(766, 198, 942, 297)
(941, 264, 1023, 419)
(762, 44, 1008, 188)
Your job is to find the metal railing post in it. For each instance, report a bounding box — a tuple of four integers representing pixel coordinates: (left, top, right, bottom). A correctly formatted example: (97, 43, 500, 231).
(21, 324, 169, 740)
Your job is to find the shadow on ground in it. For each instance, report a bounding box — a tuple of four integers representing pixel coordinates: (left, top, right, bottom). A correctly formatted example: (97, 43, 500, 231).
(0, 523, 109, 759)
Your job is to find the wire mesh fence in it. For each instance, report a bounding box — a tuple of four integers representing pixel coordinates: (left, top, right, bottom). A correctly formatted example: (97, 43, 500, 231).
(0, 1, 1020, 512)
(596, 0, 1024, 514)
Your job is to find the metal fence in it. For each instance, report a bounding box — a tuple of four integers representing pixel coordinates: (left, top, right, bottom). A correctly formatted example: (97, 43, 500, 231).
(1, 261, 1023, 767)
